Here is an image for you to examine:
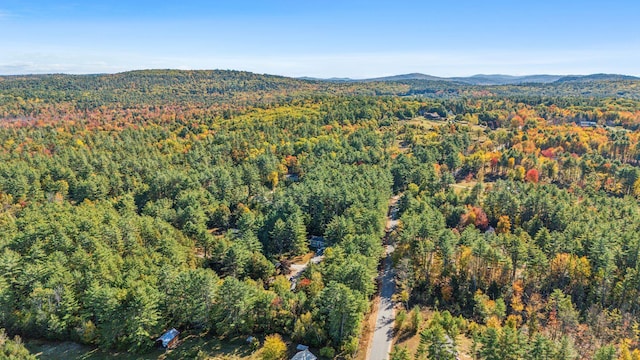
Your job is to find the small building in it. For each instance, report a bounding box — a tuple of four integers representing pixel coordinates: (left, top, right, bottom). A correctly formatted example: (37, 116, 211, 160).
(579, 121, 597, 127)
(418, 107, 444, 120)
(296, 344, 309, 351)
(291, 349, 317, 360)
(424, 112, 443, 120)
(246, 336, 259, 350)
(285, 173, 300, 182)
(156, 328, 180, 349)
(309, 236, 326, 249)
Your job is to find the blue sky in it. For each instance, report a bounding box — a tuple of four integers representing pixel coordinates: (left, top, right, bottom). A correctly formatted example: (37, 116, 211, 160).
(1, 0, 639, 77)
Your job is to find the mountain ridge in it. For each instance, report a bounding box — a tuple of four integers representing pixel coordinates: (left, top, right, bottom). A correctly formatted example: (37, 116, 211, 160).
(1, 70, 638, 86)
(297, 72, 639, 85)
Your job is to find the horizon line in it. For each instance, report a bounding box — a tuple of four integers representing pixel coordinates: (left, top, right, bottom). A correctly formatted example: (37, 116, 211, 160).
(1, 68, 639, 80)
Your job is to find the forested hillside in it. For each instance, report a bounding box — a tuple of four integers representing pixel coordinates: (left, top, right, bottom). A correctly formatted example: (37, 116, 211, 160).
(1, 70, 640, 359)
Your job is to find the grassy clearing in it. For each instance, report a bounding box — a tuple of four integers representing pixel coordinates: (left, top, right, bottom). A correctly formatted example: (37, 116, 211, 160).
(26, 341, 161, 360)
(162, 334, 255, 360)
(403, 117, 490, 147)
(403, 117, 445, 129)
(290, 251, 314, 265)
(449, 181, 478, 195)
(26, 334, 257, 360)
(391, 308, 432, 355)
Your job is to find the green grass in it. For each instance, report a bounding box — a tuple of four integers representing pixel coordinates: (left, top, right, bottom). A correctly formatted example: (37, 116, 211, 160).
(26, 341, 159, 360)
(26, 334, 256, 360)
(449, 181, 478, 193)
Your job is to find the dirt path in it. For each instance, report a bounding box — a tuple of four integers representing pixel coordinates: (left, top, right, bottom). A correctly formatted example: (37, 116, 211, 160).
(288, 253, 324, 289)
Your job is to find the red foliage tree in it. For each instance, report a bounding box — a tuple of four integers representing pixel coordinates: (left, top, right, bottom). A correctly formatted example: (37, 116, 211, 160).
(490, 157, 499, 174)
(541, 149, 555, 158)
(459, 206, 489, 231)
(526, 168, 539, 183)
(473, 206, 489, 230)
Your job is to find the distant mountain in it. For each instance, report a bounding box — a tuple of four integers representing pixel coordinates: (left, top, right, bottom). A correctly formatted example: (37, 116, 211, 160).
(363, 73, 566, 85)
(297, 76, 353, 82)
(450, 74, 564, 85)
(298, 73, 446, 82)
(362, 73, 447, 82)
(300, 73, 639, 85)
(555, 73, 640, 83)
(3, 70, 640, 105)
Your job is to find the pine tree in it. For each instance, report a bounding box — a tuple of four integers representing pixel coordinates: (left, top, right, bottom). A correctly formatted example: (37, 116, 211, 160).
(286, 211, 308, 255)
(593, 345, 616, 360)
(419, 322, 456, 360)
(479, 327, 501, 360)
(527, 334, 554, 360)
(390, 346, 411, 360)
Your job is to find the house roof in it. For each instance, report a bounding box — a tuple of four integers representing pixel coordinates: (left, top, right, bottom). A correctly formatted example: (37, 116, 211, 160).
(309, 236, 326, 248)
(291, 349, 317, 360)
(157, 328, 179, 347)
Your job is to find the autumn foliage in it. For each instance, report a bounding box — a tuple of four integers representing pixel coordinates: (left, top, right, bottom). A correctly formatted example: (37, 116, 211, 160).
(1, 70, 640, 358)
(460, 205, 489, 231)
(525, 168, 539, 183)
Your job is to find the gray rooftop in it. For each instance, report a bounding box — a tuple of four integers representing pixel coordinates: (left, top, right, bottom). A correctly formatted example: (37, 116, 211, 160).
(291, 349, 317, 360)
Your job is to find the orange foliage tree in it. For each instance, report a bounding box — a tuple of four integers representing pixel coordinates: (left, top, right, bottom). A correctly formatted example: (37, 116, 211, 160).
(525, 168, 539, 183)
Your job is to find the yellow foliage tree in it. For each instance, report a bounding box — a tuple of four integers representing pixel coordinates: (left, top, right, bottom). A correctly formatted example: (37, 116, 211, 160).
(619, 339, 632, 360)
(262, 334, 287, 360)
(633, 178, 640, 198)
(510, 280, 525, 313)
(497, 215, 511, 234)
(267, 171, 279, 190)
(515, 165, 526, 181)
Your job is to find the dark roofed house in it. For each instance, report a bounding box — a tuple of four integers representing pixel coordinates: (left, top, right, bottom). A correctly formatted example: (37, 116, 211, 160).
(309, 236, 326, 249)
(291, 349, 317, 360)
(285, 173, 300, 182)
(418, 107, 444, 120)
(423, 112, 443, 120)
(156, 328, 180, 349)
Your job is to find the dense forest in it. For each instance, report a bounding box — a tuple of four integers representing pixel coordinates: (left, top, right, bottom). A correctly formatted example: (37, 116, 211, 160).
(1, 70, 640, 359)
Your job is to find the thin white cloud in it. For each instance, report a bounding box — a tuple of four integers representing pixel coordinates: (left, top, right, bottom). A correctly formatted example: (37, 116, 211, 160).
(0, 61, 129, 75)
